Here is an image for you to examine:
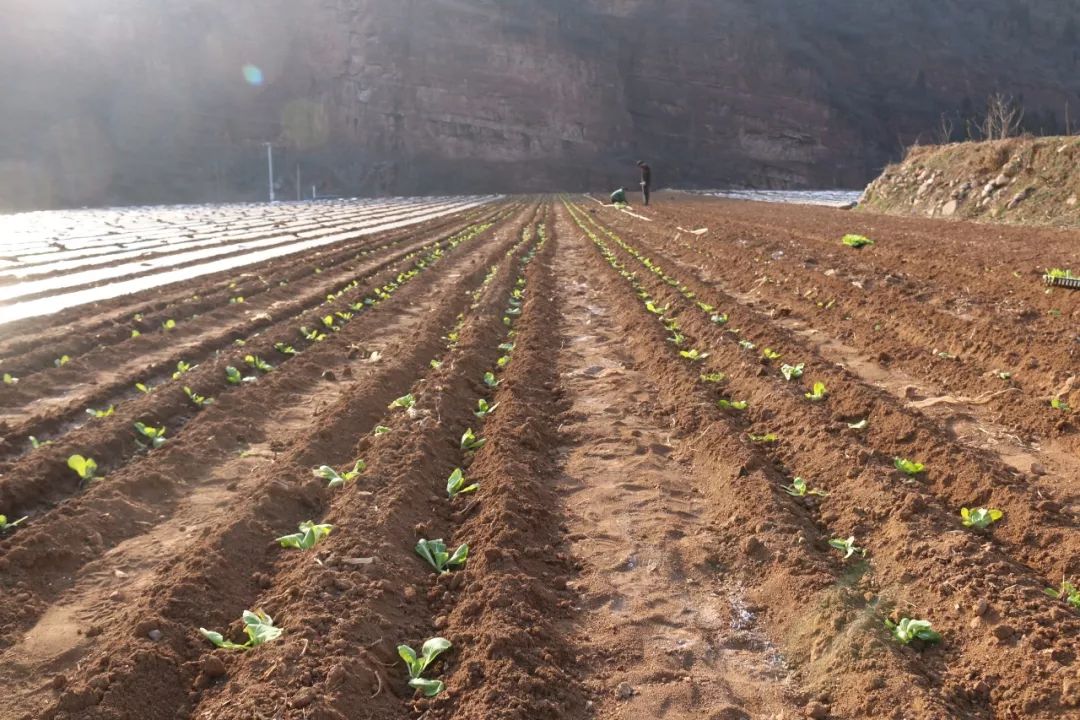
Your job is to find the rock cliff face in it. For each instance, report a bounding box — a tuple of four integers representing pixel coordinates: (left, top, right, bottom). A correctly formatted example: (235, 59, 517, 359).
(3, 0, 1080, 209)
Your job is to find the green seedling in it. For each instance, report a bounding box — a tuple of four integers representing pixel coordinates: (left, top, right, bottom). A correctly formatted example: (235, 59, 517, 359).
(1045, 267, 1075, 279)
(134, 422, 167, 449)
(697, 302, 715, 313)
(893, 457, 925, 476)
(805, 382, 827, 401)
(85, 405, 116, 419)
(783, 477, 828, 497)
(679, 348, 709, 362)
(184, 386, 213, 409)
(301, 326, 327, 342)
(200, 609, 282, 650)
(2, 372, 17, 385)
(29, 436, 51, 449)
(842, 234, 874, 249)
(496, 355, 511, 369)
(960, 507, 1003, 530)
(748, 433, 779, 443)
(373, 425, 390, 435)
(172, 360, 193, 380)
(131, 329, 141, 338)
(162, 319, 177, 331)
(276, 521, 333, 550)
(700, 372, 726, 383)
(475, 398, 499, 418)
(848, 418, 869, 430)
(230, 296, 244, 304)
(446, 468, 478, 498)
(483, 372, 500, 388)
(54, 355, 71, 368)
(738, 339, 755, 351)
(645, 301, 667, 315)
(244, 355, 273, 373)
(389, 393, 416, 410)
(0, 514, 28, 532)
(314, 459, 365, 489)
(398, 637, 452, 696)
(461, 428, 486, 452)
(780, 363, 805, 381)
(885, 617, 941, 645)
(762, 348, 782, 361)
(996, 371, 1011, 381)
(321, 315, 339, 331)
(234, 339, 246, 346)
(430, 359, 442, 369)
(1051, 397, 1071, 413)
(828, 536, 866, 559)
(717, 399, 748, 411)
(415, 538, 469, 573)
(498, 342, 515, 352)
(1045, 579, 1080, 610)
(225, 366, 255, 385)
(135, 382, 153, 394)
(711, 313, 729, 325)
(668, 332, 686, 346)
(68, 454, 99, 484)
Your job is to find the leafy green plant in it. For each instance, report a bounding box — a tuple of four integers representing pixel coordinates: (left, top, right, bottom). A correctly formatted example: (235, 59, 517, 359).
(68, 454, 99, 484)
(135, 381, 153, 394)
(184, 386, 213, 408)
(373, 425, 390, 435)
(885, 617, 941, 645)
(498, 342, 515, 352)
(960, 507, 1003, 530)
(200, 609, 282, 650)
(29, 436, 51, 449)
(415, 538, 468, 573)
(783, 477, 828, 497)
(496, 354, 511, 369)
(446, 468, 478, 498)
(274, 342, 298, 356)
(762, 348, 782, 361)
(321, 314, 339, 331)
(169, 361, 192, 380)
(805, 382, 827, 401)
(398, 637, 452, 696)
(996, 371, 1011, 381)
(244, 355, 273, 373)
(668, 332, 686, 346)
(0, 514, 27, 532)
(780, 363, 805, 381)
(430, 359, 442, 369)
(701, 372, 726, 383)
(645, 301, 667, 315)
(893, 457, 925, 476)
(300, 326, 327, 342)
(1045, 267, 1075, 279)
(748, 433, 779, 443)
(474, 398, 499, 418)
(847, 418, 869, 430)
(54, 355, 71, 368)
(1051, 397, 1071, 413)
(828, 536, 866, 559)
(482, 372, 500, 388)
(225, 366, 256, 385)
(461, 428, 486, 452)
(85, 405, 116, 419)
(162, 319, 177, 331)
(710, 313, 729, 325)
(679, 348, 709, 362)
(717, 399, 748, 411)
(230, 296, 244, 304)
(842, 234, 874, 249)
(389, 393, 416, 410)
(134, 422, 167, 449)
(1045, 579, 1080, 610)
(313, 459, 365, 489)
(276, 521, 333, 550)
(2, 372, 17, 385)
(131, 329, 142, 338)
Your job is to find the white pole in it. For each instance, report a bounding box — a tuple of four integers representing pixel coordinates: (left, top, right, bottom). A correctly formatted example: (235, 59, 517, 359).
(265, 143, 275, 202)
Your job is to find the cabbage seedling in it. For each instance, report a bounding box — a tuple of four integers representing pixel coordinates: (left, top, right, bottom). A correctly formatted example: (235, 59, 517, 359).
(828, 536, 866, 559)
(701, 372, 726, 383)
(373, 425, 390, 435)
(697, 302, 715, 312)
(86, 405, 116, 419)
(885, 617, 941, 645)
(68, 454, 99, 484)
(162, 319, 177, 331)
(679, 348, 709, 362)
(805, 382, 827, 401)
(498, 342, 515, 352)
(321, 315, 339, 331)
(29, 436, 51, 449)
(134, 422, 167, 449)
(738, 340, 755, 351)
(783, 477, 828, 497)
(200, 609, 282, 650)
(300, 326, 326, 342)
(762, 348, 782, 361)
(668, 332, 686, 346)
(711, 313, 729, 325)
(389, 393, 416, 410)
(244, 355, 273, 373)
(2, 372, 17, 384)
(474, 398, 498, 419)
(230, 296, 244, 304)
(842, 234, 874, 249)
(274, 342, 298, 356)
(645, 301, 667, 315)
(1051, 397, 1071, 413)
(314, 459, 365, 488)
(54, 355, 71, 368)
(398, 637, 451, 696)
(780, 363, 804, 381)
(225, 366, 255, 385)
(847, 418, 868, 430)
(960, 507, 1002, 530)
(430, 359, 442, 369)
(415, 538, 468, 573)
(496, 354, 511, 368)
(276, 521, 333, 550)
(893, 457, 925, 476)
(482, 372, 499, 388)
(131, 329, 142, 338)
(717, 399, 748, 411)
(461, 428, 486, 451)
(446, 468, 478, 498)
(748, 433, 778, 443)
(0, 514, 27, 532)
(135, 382, 153, 394)
(184, 386, 213, 408)
(1045, 579, 1080, 610)
(172, 361, 194, 380)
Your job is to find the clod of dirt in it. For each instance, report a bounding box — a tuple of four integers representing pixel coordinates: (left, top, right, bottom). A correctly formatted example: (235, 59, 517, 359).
(201, 655, 226, 679)
(321, 370, 337, 381)
(290, 686, 317, 708)
(614, 682, 635, 700)
(51, 674, 68, 690)
(1029, 462, 1047, 476)
(992, 624, 1016, 641)
(804, 700, 830, 718)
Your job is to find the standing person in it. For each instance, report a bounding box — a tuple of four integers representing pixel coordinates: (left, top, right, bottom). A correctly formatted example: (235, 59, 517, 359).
(637, 160, 652, 206)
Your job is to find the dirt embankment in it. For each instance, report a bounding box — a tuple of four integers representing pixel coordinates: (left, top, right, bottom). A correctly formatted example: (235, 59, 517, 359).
(859, 136, 1080, 226)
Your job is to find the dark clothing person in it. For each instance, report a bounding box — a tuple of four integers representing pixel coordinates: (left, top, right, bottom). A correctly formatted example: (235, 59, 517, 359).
(610, 188, 627, 204)
(637, 161, 651, 206)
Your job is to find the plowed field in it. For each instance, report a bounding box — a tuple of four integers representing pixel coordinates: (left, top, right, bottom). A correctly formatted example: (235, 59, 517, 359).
(1, 195, 1077, 720)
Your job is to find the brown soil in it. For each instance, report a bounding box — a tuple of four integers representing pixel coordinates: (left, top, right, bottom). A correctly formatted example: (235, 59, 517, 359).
(1, 196, 1078, 720)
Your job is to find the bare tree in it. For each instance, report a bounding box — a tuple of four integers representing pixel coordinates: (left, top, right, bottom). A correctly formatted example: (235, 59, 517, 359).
(936, 112, 955, 144)
(978, 93, 1025, 140)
